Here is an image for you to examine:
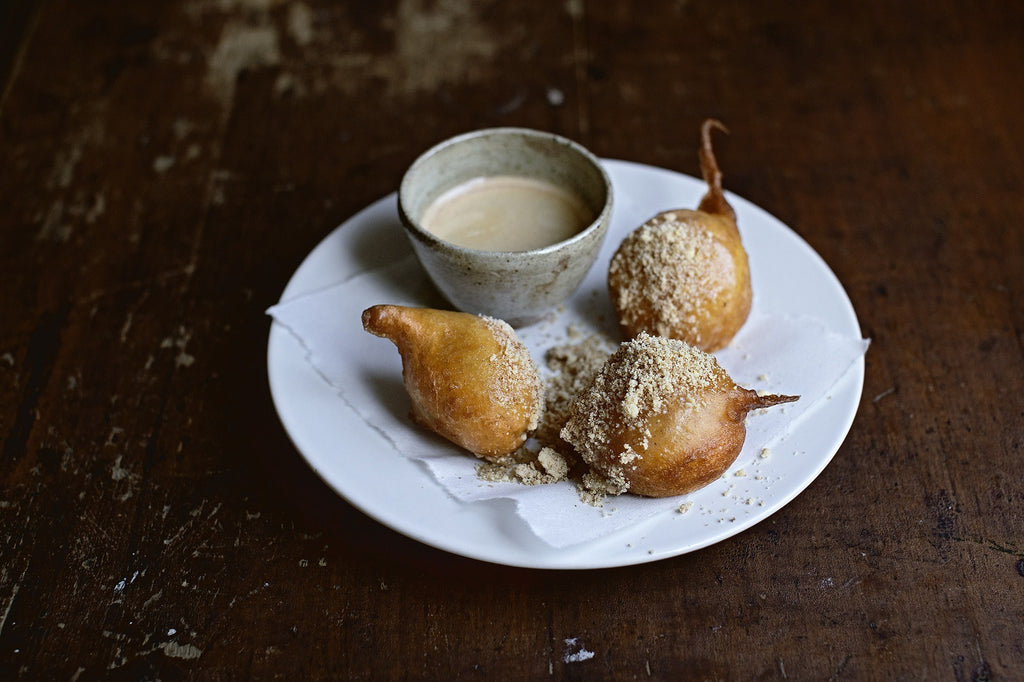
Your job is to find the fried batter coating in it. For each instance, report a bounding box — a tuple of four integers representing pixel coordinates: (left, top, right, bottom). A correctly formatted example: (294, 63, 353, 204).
(608, 120, 752, 352)
(362, 305, 544, 460)
(561, 333, 796, 498)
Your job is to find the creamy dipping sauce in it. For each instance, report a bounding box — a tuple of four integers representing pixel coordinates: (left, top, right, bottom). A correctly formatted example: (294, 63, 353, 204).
(421, 175, 592, 251)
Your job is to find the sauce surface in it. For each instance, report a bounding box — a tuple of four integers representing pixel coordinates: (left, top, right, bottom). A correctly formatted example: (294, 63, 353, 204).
(421, 175, 592, 251)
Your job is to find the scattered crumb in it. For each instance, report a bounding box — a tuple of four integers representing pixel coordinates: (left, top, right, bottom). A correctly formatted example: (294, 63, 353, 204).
(537, 447, 569, 478)
(546, 87, 565, 106)
(539, 335, 614, 453)
(759, 447, 771, 459)
(476, 447, 570, 486)
(577, 470, 627, 507)
(677, 501, 692, 514)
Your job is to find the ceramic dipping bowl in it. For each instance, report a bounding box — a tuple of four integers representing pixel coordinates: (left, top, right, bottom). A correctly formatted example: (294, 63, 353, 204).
(398, 127, 613, 327)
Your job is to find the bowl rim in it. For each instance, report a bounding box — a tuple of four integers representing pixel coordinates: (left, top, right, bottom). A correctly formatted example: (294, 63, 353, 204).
(397, 127, 614, 258)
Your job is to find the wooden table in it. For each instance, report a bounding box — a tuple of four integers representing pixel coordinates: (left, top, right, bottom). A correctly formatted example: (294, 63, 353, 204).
(3, 0, 1022, 678)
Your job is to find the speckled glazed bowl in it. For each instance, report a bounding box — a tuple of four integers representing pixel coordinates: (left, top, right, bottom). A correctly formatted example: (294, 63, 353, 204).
(398, 128, 613, 327)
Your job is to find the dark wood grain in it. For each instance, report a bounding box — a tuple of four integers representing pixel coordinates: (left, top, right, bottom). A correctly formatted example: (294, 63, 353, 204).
(2, 0, 1023, 678)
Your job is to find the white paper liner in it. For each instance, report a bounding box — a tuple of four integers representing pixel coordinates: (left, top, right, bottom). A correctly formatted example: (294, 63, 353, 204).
(267, 255, 868, 548)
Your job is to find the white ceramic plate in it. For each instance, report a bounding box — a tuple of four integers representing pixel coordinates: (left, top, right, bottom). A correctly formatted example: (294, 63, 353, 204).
(267, 160, 865, 569)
